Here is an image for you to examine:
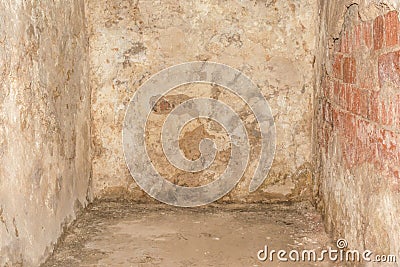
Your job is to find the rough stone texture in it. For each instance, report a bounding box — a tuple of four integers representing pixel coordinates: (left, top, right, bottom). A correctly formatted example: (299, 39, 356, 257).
(0, 1, 90, 266)
(314, 0, 400, 260)
(88, 0, 319, 203)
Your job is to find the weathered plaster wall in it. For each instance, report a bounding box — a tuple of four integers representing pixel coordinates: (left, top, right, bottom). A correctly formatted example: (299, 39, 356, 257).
(315, 0, 400, 258)
(0, 1, 90, 266)
(88, 0, 319, 203)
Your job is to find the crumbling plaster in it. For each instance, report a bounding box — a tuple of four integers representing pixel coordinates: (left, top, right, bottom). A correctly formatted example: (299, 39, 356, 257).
(88, 0, 319, 203)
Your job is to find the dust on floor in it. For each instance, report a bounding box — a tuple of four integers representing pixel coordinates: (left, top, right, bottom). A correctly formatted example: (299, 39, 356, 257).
(42, 201, 336, 267)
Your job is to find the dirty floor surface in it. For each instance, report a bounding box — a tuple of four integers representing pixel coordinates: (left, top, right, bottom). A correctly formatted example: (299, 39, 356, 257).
(42, 201, 336, 267)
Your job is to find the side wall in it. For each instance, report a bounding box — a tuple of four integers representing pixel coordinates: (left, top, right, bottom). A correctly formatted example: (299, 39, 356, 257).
(88, 0, 319, 203)
(0, 1, 91, 265)
(315, 0, 400, 256)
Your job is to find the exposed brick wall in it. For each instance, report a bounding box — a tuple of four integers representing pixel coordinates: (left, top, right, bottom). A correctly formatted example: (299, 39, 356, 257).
(316, 4, 400, 256)
(322, 11, 400, 184)
(321, 10, 400, 187)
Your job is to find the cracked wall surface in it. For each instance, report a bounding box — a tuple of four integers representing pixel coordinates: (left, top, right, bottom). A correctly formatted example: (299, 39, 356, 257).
(315, 0, 400, 258)
(88, 0, 319, 203)
(0, 1, 90, 266)
(2, 0, 400, 265)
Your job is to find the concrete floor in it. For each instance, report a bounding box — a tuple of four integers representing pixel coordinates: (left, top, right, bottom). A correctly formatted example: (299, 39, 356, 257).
(42, 202, 335, 267)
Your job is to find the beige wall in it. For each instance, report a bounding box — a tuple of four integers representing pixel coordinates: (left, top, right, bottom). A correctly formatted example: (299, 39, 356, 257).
(9, 0, 400, 264)
(88, 0, 319, 203)
(0, 1, 91, 265)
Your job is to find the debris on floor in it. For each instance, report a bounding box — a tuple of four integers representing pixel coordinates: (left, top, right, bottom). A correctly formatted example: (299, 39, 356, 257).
(42, 201, 335, 267)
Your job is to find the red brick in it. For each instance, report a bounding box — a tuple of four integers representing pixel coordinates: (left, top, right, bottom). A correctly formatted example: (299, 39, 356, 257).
(332, 53, 343, 79)
(368, 123, 380, 165)
(359, 89, 369, 117)
(341, 31, 351, 54)
(374, 15, 385, 50)
(362, 21, 373, 48)
(332, 107, 339, 128)
(354, 24, 362, 49)
(380, 98, 395, 126)
(354, 118, 363, 164)
(344, 84, 352, 110)
(348, 86, 370, 117)
(339, 82, 346, 107)
(333, 80, 340, 104)
(347, 113, 357, 142)
(359, 70, 375, 90)
(350, 86, 360, 114)
(378, 51, 400, 89)
(368, 91, 380, 123)
(376, 128, 397, 163)
(343, 57, 357, 84)
(384, 11, 400, 47)
(379, 99, 389, 125)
